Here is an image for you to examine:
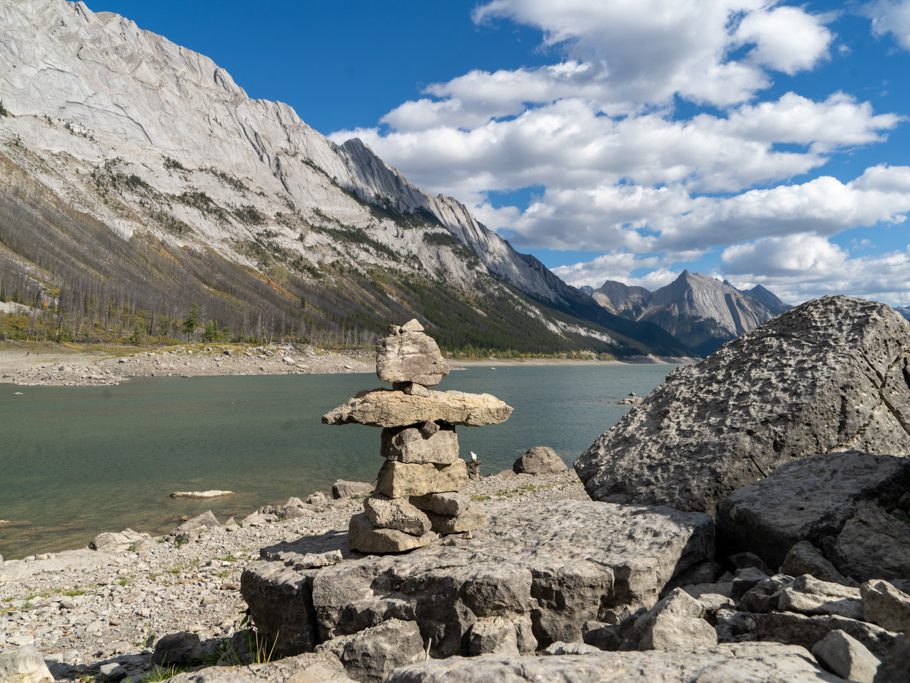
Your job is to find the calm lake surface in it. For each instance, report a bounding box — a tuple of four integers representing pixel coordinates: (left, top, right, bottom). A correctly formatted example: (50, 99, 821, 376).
(0, 364, 673, 559)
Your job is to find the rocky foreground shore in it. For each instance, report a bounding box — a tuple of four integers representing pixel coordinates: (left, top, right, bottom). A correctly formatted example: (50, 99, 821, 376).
(0, 470, 583, 682)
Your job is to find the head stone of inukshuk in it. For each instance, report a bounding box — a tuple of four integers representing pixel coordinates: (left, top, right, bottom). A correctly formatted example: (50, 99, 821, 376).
(322, 319, 513, 553)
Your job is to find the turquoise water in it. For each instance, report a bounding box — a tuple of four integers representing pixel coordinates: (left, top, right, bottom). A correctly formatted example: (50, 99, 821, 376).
(0, 364, 673, 558)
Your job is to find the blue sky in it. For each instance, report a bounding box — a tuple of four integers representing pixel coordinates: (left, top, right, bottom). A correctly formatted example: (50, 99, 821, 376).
(81, 1, 910, 304)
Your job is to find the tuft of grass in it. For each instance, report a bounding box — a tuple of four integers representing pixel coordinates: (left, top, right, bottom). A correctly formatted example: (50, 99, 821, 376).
(248, 628, 280, 665)
(139, 664, 186, 682)
(62, 587, 87, 597)
(117, 577, 129, 587)
(471, 494, 491, 502)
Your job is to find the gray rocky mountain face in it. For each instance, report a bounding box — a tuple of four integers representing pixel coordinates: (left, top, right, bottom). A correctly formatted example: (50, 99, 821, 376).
(0, 0, 688, 356)
(589, 271, 789, 354)
(575, 296, 910, 514)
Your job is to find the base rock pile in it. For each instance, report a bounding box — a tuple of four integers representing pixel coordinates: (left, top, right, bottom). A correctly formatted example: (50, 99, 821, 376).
(576, 296, 910, 513)
(323, 320, 511, 553)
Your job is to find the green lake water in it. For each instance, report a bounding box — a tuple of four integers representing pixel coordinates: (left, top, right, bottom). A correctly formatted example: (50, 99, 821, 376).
(0, 364, 673, 559)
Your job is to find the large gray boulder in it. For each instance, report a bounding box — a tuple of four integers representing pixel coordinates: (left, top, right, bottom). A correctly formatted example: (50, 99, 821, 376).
(316, 619, 424, 683)
(0, 647, 53, 683)
(812, 629, 881, 683)
(717, 452, 910, 575)
(512, 446, 567, 475)
(576, 296, 910, 513)
(385, 643, 843, 682)
(241, 499, 712, 657)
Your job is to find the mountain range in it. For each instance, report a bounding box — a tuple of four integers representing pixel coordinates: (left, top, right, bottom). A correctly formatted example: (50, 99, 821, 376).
(582, 271, 790, 355)
(0, 0, 693, 357)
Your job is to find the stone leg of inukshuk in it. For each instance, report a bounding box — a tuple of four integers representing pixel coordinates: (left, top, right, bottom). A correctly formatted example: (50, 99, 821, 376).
(322, 319, 513, 553)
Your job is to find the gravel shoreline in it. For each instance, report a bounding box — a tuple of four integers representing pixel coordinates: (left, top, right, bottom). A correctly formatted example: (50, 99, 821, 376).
(0, 343, 375, 387)
(0, 342, 684, 387)
(0, 470, 584, 682)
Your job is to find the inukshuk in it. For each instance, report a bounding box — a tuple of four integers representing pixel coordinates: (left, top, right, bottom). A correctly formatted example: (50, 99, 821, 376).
(322, 319, 513, 553)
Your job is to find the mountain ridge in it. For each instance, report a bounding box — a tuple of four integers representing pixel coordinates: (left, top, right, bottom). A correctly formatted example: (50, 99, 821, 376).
(0, 0, 690, 356)
(587, 271, 790, 354)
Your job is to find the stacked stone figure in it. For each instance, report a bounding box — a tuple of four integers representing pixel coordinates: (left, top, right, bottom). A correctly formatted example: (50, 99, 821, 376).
(323, 319, 513, 553)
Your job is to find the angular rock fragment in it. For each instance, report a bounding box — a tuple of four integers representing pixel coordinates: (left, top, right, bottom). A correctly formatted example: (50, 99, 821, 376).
(812, 629, 881, 683)
(380, 424, 458, 464)
(376, 320, 450, 386)
(317, 619, 424, 683)
(331, 480, 374, 499)
(425, 507, 486, 534)
(780, 541, 851, 585)
(348, 513, 437, 554)
(635, 588, 717, 650)
(466, 614, 536, 656)
(576, 297, 910, 513)
(409, 491, 470, 516)
(89, 528, 152, 553)
(862, 579, 910, 633)
(363, 496, 432, 536)
(733, 610, 900, 659)
(376, 460, 467, 498)
(777, 575, 864, 620)
(831, 501, 910, 581)
(717, 452, 910, 572)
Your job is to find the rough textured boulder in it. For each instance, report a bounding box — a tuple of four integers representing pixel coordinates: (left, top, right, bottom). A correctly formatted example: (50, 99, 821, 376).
(512, 446, 567, 475)
(331, 481, 374, 499)
(831, 501, 910, 581)
(717, 452, 910, 575)
(385, 643, 843, 682)
(718, 609, 900, 658)
(376, 320, 450, 386)
(152, 631, 205, 666)
(576, 296, 910, 513)
(0, 646, 53, 683)
(316, 619, 424, 683)
(634, 589, 717, 650)
(777, 575, 863, 620)
(242, 499, 713, 657)
(89, 527, 152, 552)
(322, 389, 513, 428)
(780, 541, 851, 586)
(862, 580, 910, 633)
(812, 629, 881, 683)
